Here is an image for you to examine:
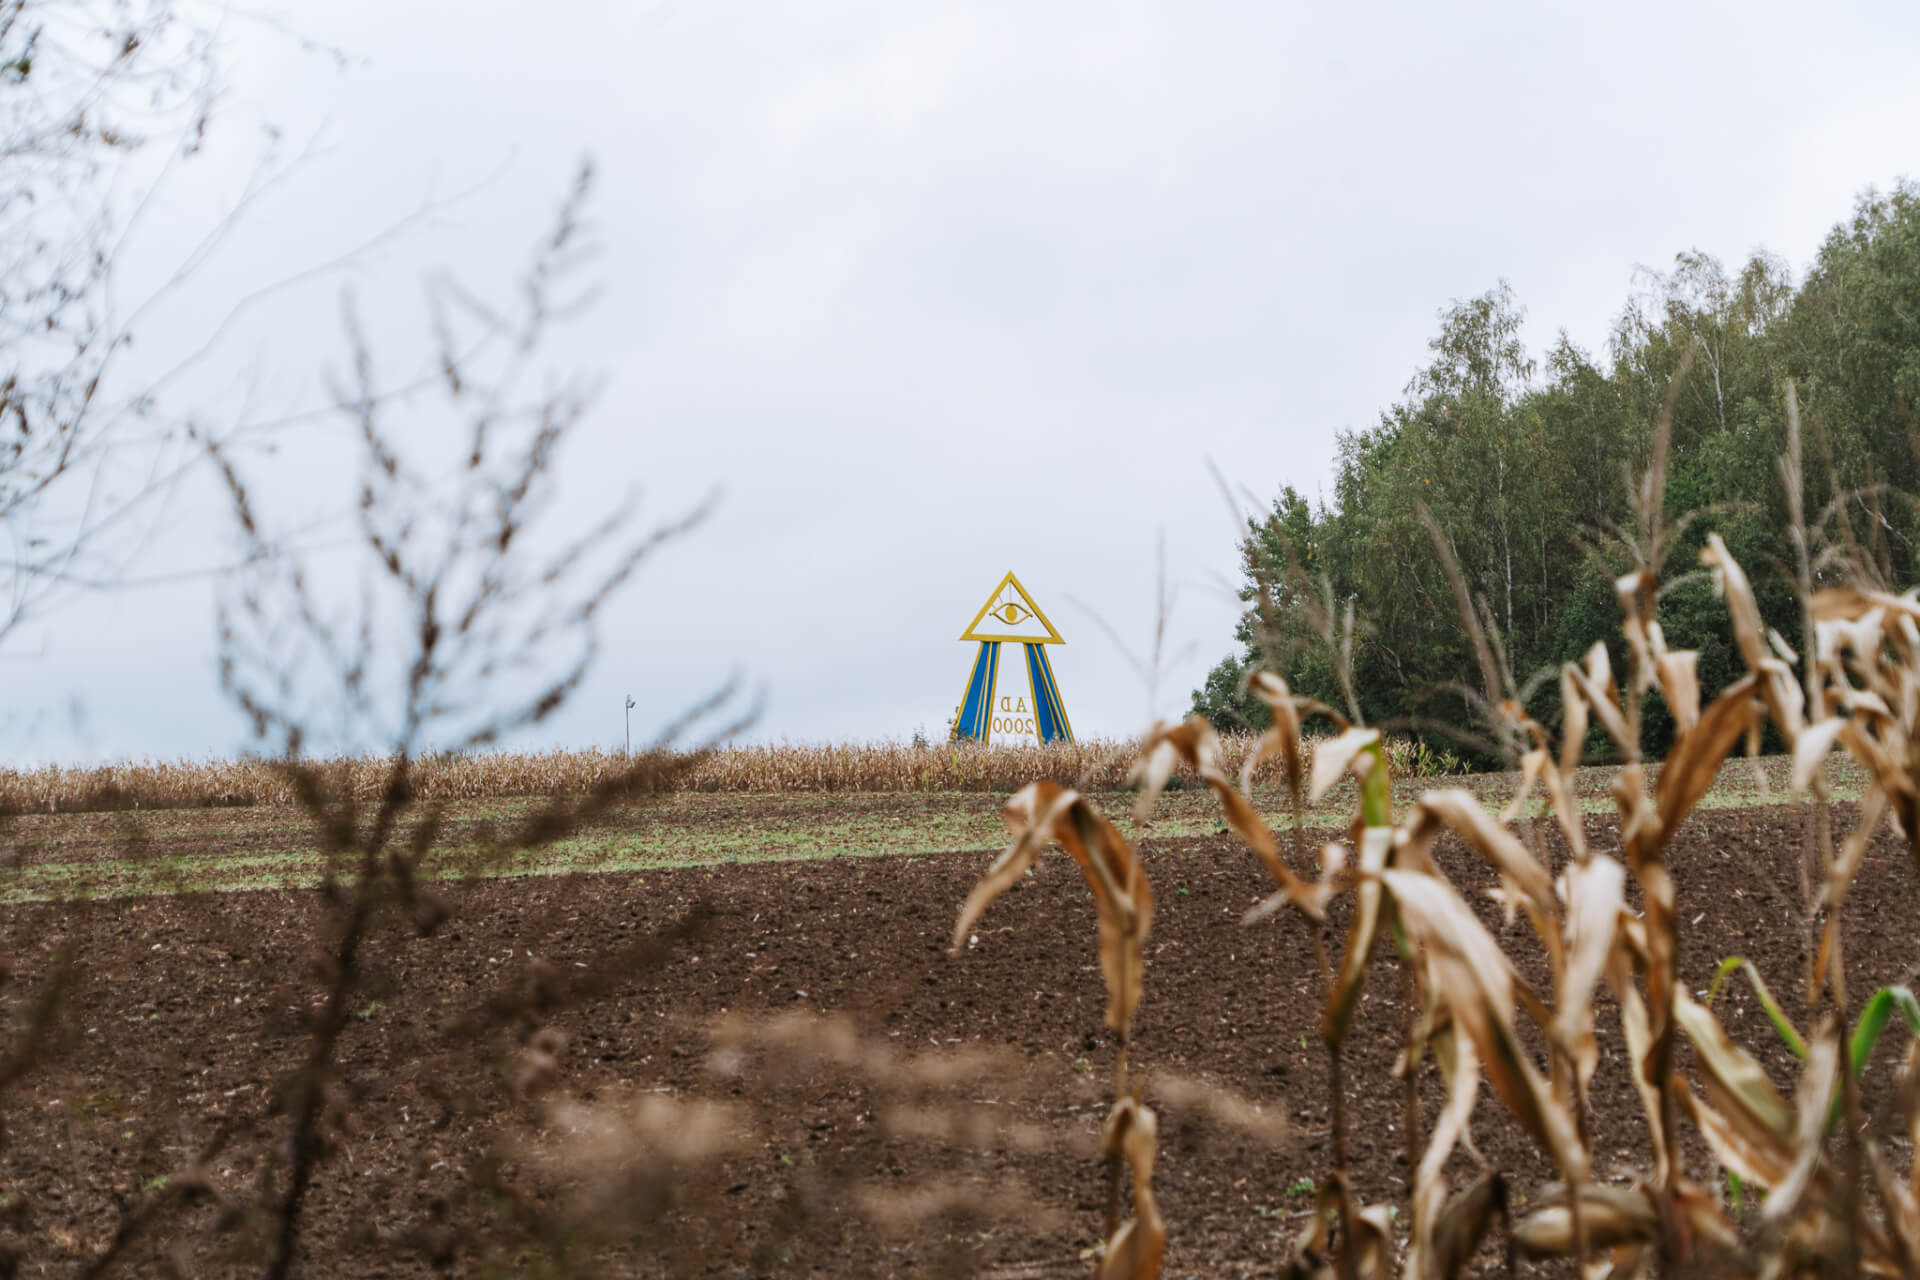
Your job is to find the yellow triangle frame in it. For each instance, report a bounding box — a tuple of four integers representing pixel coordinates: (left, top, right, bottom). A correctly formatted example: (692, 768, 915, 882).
(958, 570, 1065, 645)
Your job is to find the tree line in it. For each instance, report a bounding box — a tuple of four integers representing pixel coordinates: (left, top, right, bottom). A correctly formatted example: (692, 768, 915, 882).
(1193, 180, 1920, 762)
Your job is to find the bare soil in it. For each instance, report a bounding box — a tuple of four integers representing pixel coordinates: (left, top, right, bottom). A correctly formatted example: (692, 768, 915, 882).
(0, 799, 1914, 1276)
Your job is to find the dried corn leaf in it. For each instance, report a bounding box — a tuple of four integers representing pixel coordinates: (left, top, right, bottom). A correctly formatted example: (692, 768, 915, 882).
(951, 782, 1080, 952)
(1826, 607, 1889, 667)
(1245, 842, 1343, 926)
(1585, 638, 1616, 698)
(1618, 569, 1657, 688)
(953, 781, 1153, 1033)
(1866, 1137, 1920, 1272)
(1536, 749, 1589, 864)
(1824, 783, 1889, 916)
(1652, 673, 1757, 841)
(1512, 1183, 1660, 1256)
(1616, 974, 1672, 1187)
(1500, 747, 1547, 822)
(1791, 716, 1848, 795)
(1670, 1178, 1744, 1262)
(1811, 585, 1883, 623)
(1812, 786, 1890, 1002)
(1409, 1023, 1485, 1279)
(1759, 1024, 1840, 1228)
(1655, 648, 1702, 735)
(1096, 1098, 1164, 1280)
(1416, 788, 1556, 931)
(1679, 1083, 1792, 1189)
(1349, 1203, 1397, 1280)
(1558, 665, 1590, 777)
(1702, 533, 1768, 671)
(1673, 989, 1793, 1142)
(1311, 726, 1380, 805)
(1130, 726, 1183, 820)
(1568, 652, 1634, 759)
(1382, 869, 1585, 1181)
(1243, 671, 1305, 799)
(1323, 826, 1393, 1045)
(1555, 857, 1625, 1091)
(1136, 716, 1327, 920)
(1425, 1174, 1506, 1280)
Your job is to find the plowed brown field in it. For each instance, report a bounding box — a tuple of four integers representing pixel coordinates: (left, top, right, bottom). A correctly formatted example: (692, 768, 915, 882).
(0, 796, 1913, 1276)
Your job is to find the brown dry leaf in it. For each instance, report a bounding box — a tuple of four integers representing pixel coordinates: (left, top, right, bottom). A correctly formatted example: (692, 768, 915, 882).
(1063, 804, 1155, 1035)
(1672, 989, 1793, 1142)
(1702, 532, 1768, 671)
(1824, 781, 1888, 917)
(1243, 671, 1305, 799)
(1244, 842, 1343, 926)
(1096, 1097, 1164, 1280)
(952, 781, 1153, 1034)
(1811, 585, 1884, 623)
(1756, 656, 1808, 746)
(1500, 747, 1548, 822)
(1311, 726, 1380, 805)
(1130, 719, 1195, 821)
(1655, 648, 1702, 735)
(1415, 789, 1556, 931)
(1322, 826, 1393, 1045)
(1425, 1173, 1506, 1280)
(1558, 664, 1591, 777)
(1759, 1022, 1840, 1228)
(1831, 680, 1895, 725)
(1792, 716, 1848, 795)
(1381, 868, 1585, 1182)
(951, 782, 1080, 953)
(1812, 786, 1891, 1003)
(1615, 973, 1672, 1187)
(1866, 1136, 1920, 1272)
(1512, 1182, 1660, 1256)
(1585, 636, 1615, 696)
(1554, 856, 1625, 1092)
(1135, 716, 1327, 920)
(1824, 606, 1889, 666)
(1408, 1021, 1484, 1279)
(1568, 650, 1634, 758)
(1609, 764, 1659, 859)
(1618, 569, 1657, 688)
(1349, 1204, 1397, 1280)
(1839, 720, 1904, 802)
(1905, 1041, 1920, 1220)
(1652, 673, 1757, 841)
(1530, 747, 1589, 864)
(1678, 1083, 1792, 1189)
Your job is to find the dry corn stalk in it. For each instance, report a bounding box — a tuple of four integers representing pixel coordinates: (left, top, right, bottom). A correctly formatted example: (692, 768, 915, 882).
(950, 779, 1156, 1250)
(1113, 517, 1920, 1276)
(1095, 1096, 1165, 1280)
(951, 780, 1153, 1036)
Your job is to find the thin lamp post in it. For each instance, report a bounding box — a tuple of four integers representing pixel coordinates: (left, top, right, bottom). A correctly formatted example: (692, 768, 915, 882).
(625, 694, 636, 758)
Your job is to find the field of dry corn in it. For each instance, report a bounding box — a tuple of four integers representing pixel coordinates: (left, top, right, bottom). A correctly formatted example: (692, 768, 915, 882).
(0, 734, 1464, 814)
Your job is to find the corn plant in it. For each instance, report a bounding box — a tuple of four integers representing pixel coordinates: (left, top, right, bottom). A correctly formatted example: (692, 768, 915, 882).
(960, 369, 1920, 1277)
(949, 779, 1161, 1273)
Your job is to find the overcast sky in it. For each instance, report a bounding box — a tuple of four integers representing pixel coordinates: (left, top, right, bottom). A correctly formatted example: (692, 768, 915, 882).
(9, 0, 1920, 765)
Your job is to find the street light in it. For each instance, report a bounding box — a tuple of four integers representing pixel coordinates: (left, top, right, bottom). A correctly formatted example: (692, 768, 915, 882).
(625, 694, 636, 758)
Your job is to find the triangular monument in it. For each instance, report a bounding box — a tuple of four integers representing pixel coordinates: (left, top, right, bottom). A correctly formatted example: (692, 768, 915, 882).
(951, 571, 1073, 745)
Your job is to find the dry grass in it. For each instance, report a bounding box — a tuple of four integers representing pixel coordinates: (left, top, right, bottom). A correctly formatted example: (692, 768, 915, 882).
(0, 734, 1463, 814)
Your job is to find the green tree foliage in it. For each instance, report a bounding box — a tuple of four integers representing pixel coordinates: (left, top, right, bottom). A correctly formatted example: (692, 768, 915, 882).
(1193, 181, 1920, 762)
